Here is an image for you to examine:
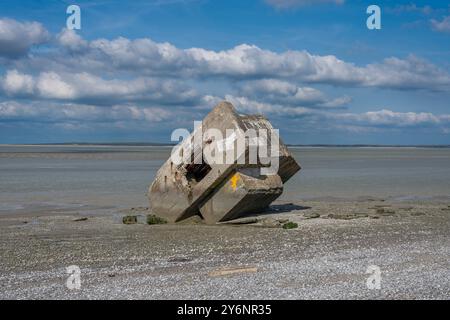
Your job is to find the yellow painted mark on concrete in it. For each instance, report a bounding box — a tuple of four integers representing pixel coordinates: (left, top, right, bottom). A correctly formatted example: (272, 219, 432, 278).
(230, 172, 240, 191)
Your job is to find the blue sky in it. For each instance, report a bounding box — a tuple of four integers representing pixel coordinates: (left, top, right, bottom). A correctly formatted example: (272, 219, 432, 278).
(0, 0, 450, 144)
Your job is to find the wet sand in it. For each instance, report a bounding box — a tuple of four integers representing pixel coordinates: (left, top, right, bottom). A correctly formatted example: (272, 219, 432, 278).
(1, 199, 449, 299)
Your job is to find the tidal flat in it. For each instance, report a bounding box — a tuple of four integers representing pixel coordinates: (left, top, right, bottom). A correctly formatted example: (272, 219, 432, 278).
(0, 145, 449, 299)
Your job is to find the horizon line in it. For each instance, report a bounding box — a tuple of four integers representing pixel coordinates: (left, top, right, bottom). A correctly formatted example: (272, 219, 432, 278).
(1, 142, 450, 148)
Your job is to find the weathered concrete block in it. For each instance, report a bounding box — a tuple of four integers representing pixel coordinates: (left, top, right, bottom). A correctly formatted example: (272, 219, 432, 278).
(148, 101, 300, 223)
(199, 169, 283, 224)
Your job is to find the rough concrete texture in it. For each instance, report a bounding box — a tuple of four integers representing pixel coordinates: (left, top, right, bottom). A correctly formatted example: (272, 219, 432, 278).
(148, 101, 300, 223)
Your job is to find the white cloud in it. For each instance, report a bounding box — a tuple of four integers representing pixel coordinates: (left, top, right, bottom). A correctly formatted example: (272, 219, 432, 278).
(205, 95, 450, 130)
(36, 72, 77, 99)
(1, 70, 200, 105)
(239, 79, 350, 108)
(1, 70, 35, 96)
(363, 55, 450, 90)
(57, 28, 88, 52)
(224, 94, 324, 116)
(386, 4, 433, 15)
(431, 16, 450, 33)
(0, 18, 50, 58)
(0, 100, 174, 123)
(2, 97, 449, 134)
(35, 34, 450, 91)
(1, 20, 446, 92)
(265, 0, 344, 9)
(333, 109, 445, 127)
(0, 18, 449, 139)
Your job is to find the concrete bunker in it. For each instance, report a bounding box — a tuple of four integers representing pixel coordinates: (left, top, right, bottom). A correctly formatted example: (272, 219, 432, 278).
(148, 101, 301, 224)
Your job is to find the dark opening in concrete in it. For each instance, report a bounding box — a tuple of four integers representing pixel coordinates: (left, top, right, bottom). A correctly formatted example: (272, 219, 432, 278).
(185, 163, 212, 183)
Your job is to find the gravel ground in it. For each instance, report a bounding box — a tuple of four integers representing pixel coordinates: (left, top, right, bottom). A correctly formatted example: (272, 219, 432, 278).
(0, 200, 449, 300)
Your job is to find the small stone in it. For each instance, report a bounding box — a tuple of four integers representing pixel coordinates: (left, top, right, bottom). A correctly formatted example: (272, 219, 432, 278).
(73, 217, 88, 222)
(354, 212, 369, 217)
(168, 257, 192, 263)
(220, 217, 258, 225)
(261, 218, 282, 228)
(303, 212, 320, 219)
(328, 213, 359, 220)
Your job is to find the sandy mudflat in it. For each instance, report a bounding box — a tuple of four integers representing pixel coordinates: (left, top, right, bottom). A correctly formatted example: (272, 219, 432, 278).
(0, 200, 449, 300)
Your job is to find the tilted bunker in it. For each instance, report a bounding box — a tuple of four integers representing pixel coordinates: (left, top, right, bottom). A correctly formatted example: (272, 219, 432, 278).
(148, 101, 300, 224)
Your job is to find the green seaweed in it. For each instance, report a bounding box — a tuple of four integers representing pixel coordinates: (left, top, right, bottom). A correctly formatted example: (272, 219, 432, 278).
(122, 215, 137, 224)
(282, 221, 298, 229)
(147, 214, 168, 225)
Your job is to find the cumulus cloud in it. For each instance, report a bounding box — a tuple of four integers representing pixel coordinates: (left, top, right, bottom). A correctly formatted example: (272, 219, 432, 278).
(431, 16, 450, 33)
(28, 34, 450, 91)
(0, 18, 449, 139)
(224, 94, 311, 115)
(362, 55, 450, 90)
(2, 96, 449, 135)
(1, 70, 200, 105)
(0, 18, 50, 58)
(206, 95, 450, 130)
(2, 21, 447, 92)
(57, 28, 88, 52)
(238, 79, 350, 108)
(265, 0, 344, 9)
(1, 70, 34, 96)
(333, 109, 446, 128)
(0, 101, 173, 123)
(386, 4, 433, 15)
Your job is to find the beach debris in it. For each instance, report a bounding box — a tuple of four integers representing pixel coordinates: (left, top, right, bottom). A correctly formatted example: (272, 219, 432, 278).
(168, 256, 192, 263)
(282, 221, 298, 229)
(148, 101, 301, 224)
(326, 213, 369, 220)
(303, 212, 320, 219)
(122, 215, 138, 224)
(261, 218, 282, 228)
(374, 204, 391, 208)
(375, 208, 396, 216)
(209, 266, 258, 277)
(146, 214, 167, 225)
(73, 217, 88, 222)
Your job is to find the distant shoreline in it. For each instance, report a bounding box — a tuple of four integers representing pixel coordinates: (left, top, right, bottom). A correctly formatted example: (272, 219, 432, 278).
(1, 143, 450, 148)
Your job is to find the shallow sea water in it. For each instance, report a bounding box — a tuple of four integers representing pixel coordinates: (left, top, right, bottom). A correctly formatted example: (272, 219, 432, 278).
(1, 145, 449, 214)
